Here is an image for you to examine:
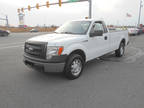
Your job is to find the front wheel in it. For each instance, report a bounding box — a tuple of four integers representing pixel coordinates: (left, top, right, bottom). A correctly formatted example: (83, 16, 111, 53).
(64, 54, 85, 80)
(115, 42, 125, 57)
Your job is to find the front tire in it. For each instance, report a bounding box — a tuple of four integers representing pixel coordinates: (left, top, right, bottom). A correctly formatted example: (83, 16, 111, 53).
(64, 54, 85, 80)
(115, 42, 125, 57)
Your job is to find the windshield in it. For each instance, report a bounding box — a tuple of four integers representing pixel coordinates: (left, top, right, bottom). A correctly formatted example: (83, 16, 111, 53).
(55, 21, 91, 35)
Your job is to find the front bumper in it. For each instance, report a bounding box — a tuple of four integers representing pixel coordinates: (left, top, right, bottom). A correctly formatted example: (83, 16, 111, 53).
(23, 54, 68, 72)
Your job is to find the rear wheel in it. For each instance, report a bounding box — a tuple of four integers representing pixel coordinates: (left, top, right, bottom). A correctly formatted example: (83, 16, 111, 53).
(64, 54, 85, 80)
(115, 42, 125, 57)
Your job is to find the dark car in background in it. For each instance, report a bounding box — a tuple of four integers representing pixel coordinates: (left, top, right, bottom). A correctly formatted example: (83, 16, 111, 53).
(0, 29, 10, 36)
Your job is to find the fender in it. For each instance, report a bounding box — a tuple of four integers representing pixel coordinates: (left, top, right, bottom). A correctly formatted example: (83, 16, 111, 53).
(62, 43, 88, 59)
(117, 31, 128, 48)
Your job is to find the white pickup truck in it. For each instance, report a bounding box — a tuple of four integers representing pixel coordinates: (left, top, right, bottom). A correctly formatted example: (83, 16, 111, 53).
(24, 19, 129, 80)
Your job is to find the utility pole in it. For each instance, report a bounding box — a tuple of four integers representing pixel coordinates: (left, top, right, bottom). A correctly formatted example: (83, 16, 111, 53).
(138, 0, 143, 27)
(88, 0, 92, 19)
(5, 15, 9, 27)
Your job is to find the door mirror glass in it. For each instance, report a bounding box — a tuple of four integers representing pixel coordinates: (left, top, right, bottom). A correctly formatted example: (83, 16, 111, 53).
(90, 30, 103, 37)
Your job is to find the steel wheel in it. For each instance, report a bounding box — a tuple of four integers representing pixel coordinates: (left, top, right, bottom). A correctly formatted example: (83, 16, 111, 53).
(64, 54, 84, 80)
(120, 44, 124, 56)
(71, 59, 82, 76)
(115, 42, 125, 57)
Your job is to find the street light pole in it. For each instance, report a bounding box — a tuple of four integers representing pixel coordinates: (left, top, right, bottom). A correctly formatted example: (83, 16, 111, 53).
(138, 0, 143, 27)
(18, 0, 91, 19)
(5, 15, 9, 27)
(88, 0, 92, 19)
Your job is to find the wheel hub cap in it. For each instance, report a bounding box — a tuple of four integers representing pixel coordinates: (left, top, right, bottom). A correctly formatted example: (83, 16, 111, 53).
(120, 46, 124, 55)
(71, 59, 82, 76)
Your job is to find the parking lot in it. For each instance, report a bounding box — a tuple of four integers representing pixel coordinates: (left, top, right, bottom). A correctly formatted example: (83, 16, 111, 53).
(0, 33, 144, 108)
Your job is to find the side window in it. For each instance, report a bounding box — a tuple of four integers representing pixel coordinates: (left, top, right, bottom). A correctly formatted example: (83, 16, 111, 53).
(95, 23, 104, 31)
(103, 24, 108, 33)
(90, 23, 104, 36)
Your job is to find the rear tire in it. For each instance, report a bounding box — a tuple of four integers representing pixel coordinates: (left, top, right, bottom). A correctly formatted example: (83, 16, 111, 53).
(64, 54, 85, 80)
(115, 42, 125, 57)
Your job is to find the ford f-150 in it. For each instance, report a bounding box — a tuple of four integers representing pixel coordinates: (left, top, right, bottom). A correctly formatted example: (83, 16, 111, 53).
(24, 19, 129, 80)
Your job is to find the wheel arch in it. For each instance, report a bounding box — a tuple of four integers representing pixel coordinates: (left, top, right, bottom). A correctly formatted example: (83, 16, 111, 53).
(120, 38, 126, 46)
(68, 49, 86, 62)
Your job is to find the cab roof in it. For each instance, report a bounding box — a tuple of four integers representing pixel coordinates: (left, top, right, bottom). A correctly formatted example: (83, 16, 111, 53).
(70, 19, 104, 23)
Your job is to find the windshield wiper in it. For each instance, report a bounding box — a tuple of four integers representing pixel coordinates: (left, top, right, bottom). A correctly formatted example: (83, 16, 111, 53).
(60, 32, 74, 34)
(54, 31, 58, 34)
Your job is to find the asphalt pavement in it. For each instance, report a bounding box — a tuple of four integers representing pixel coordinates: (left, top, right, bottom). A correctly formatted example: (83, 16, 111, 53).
(0, 33, 144, 108)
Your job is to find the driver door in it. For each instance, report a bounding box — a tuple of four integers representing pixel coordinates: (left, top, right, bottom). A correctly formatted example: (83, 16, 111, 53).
(88, 22, 109, 60)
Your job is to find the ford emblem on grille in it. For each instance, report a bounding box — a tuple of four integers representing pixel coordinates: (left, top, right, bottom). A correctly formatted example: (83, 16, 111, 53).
(28, 47, 34, 51)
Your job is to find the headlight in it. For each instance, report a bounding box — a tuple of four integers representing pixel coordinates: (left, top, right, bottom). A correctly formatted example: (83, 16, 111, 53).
(46, 46, 64, 59)
(6, 30, 10, 33)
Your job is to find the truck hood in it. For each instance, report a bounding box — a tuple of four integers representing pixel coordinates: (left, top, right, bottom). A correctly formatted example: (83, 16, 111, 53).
(27, 33, 87, 46)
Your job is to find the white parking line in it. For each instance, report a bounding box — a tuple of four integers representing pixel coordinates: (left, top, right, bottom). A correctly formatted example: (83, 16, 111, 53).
(0, 42, 24, 46)
(0, 45, 23, 50)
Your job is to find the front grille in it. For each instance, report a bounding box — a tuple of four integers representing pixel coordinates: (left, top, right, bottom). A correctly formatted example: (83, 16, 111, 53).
(25, 42, 47, 59)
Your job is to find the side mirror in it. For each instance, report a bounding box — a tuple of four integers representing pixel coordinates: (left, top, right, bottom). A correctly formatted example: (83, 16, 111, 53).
(90, 30, 103, 37)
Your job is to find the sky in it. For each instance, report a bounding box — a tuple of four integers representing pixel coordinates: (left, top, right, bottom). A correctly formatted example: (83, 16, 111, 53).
(0, 0, 143, 26)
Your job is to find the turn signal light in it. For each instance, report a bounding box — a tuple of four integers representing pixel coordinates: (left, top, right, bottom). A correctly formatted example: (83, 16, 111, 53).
(58, 47, 64, 55)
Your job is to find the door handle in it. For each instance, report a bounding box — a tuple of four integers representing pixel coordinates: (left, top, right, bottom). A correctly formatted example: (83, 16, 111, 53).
(104, 36, 108, 40)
